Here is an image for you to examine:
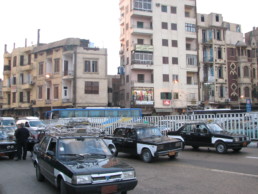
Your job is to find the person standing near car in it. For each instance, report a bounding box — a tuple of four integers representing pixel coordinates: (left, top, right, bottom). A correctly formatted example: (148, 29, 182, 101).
(14, 123, 30, 161)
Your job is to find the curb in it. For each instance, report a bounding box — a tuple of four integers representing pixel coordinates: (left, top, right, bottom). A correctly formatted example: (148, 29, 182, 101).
(248, 142, 258, 148)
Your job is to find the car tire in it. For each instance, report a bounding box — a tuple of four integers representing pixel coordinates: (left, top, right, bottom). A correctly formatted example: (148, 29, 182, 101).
(36, 164, 44, 182)
(8, 153, 15, 160)
(60, 179, 68, 194)
(141, 149, 153, 163)
(215, 142, 227, 154)
(108, 145, 118, 157)
(233, 148, 242, 152)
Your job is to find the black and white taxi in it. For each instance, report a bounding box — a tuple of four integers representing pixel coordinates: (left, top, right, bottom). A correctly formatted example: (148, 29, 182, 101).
(32, 133, 137, 194)
(167, 121, 251, 153)
(104, 123, 183, 163)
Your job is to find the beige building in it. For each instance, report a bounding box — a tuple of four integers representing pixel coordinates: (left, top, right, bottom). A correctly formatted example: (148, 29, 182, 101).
(197, 13, 258, 109)
(2, 38, 108, 118)
(118, 0, 198, 115)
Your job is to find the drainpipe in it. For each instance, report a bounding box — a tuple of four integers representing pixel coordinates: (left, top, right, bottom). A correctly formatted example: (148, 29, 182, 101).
(73, 49, 77, 107)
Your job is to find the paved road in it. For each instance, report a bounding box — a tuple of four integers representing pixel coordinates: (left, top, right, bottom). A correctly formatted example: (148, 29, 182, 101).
(0, 147, 257, 194)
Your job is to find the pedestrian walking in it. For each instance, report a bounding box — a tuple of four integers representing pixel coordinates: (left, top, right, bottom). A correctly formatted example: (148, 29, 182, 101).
(14, 123, 30, 161)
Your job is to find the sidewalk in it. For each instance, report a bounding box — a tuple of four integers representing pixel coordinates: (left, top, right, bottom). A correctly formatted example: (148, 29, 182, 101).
(248, 141, 258, 148)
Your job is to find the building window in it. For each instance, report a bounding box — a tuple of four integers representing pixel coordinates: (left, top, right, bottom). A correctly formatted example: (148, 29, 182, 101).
(216, 14, 219, 22)
(132, 52, 153, 65)
(137, 74, 144, 83)
(244, 66, 249, 77)
(27, 91, 30, 103)
(163, 74, 169, 82)
(171, 6, 177, 14)
(185, 23, 196, 32)
(162, 22, 168, 29)
(171, 23, 177, 30)
(201, 15, 205, 22)
(229, 48, 235, 56)
(173, 92, 179, 99)
(126, 75, 129, 83)
(12, 92, 16, 103)
(133, 0, 152, 12)
(252, 68, 256, 79)
(187, 76, 192, 85)
(172, 57, 178, 65)
(172, 40, 178, 47)
(172, 74, 179, 83)
(13, 56, 17, 67)
(13, 76, 16, 85)
(20, 55, 24, 66)
(54, 85, 59, 99)
(186, 55, 197, 65)
(161, 5, 167, 12)
(137, 39, 144, 44)
(84, 60, 98, 73)
(38, 86, 43, 99)
(163, 57, 169, 64)
(162, 39, 168, 46)
(218, 66, 223, 79)
(219, 85, 224, 98)
(39, 62, 44, 75)
(218, 47, 222, 59)
(85, 81, 99, 94)
(137, 21, 144, 28)
(244, 87, 250, 97)
(54, 58, 60, 73)
(160, 92, 172, 100)
(19, 92, 23, 103)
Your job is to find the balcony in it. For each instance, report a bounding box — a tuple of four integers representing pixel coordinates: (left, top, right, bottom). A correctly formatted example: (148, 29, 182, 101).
(237, 56, 248, 62)
(21, 81, 34, 90)
(3, 65, 11, 75)
(131, 80, 154, 88)
(45, 99, 52, 104)
(130, 25, 153, 35)
(131, 9, 152, 18)
(203, 57, 214, 63)
(134, 44, 153, 52)
(19, 64, 33, 71)
(62, 98, 73, 103)
(62, 71, 74, 79)
(2, 86, 11, 92)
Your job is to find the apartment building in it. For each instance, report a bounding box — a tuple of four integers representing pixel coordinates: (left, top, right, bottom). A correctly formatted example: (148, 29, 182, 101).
(2, 38, 108, 118)
(118, 0, 199, 115)
(197, 13, 258, 110)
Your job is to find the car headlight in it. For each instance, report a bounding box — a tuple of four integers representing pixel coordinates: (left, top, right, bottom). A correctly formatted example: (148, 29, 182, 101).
(72, 175, 92, 184)
(122, 171, 135, 180)
(157, 145, 164, 151)
(234, 137, 240, 142)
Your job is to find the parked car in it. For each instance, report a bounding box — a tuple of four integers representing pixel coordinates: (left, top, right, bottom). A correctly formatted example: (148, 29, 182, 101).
(0, 117, 16, 137)
(104, 123, 183, 163)
(0, 130, 16, 159)
(167, 121, 251, 153)
(16, 117, 46, 131)
(32, 133, 138, 194)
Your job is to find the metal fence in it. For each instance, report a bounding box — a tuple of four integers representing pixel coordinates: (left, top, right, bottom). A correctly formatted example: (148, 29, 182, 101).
(43, 112, 258, 140)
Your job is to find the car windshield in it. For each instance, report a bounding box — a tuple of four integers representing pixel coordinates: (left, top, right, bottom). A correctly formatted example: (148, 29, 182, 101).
(30, 120, 45, 127)
(2, 120, 16, 126)
(58, 138, 112, 158)
(0, 131, 8, 139)
(137, 127, 163, 139)
(207, 123, 225, 133)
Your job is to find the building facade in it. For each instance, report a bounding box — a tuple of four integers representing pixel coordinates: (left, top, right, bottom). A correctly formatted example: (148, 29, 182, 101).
(118, 0, 199, 115)
(2, 38, 108, 118)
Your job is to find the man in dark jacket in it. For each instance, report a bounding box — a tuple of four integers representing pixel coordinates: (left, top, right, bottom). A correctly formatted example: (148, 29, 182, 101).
(15, 123, 30, 161)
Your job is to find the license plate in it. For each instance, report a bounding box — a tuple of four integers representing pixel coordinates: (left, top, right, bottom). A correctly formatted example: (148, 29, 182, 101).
(168, 151, 176, 156)
(101, 185, 118, 194)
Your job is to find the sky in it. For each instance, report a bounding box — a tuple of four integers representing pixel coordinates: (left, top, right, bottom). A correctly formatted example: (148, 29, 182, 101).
(0, 0, 257, 79)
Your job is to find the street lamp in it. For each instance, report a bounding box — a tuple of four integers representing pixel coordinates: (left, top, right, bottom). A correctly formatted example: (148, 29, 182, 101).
(239, 95, 244, 110)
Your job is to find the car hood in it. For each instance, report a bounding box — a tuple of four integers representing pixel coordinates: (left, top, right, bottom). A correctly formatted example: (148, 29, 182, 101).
(139, 136, 180, 145)
(60, 157, 133, 175)
(213, 131, 247, 138)
(0, 139, 16, 144)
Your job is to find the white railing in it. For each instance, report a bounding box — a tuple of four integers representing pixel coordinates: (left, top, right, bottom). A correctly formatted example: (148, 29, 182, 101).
(43, 113, 258, 140)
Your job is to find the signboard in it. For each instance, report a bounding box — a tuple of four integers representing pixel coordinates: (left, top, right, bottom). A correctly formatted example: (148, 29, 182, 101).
(246, 99, 252, 112)
(163, 100, 171, 106)
(135, 44, 154, 52)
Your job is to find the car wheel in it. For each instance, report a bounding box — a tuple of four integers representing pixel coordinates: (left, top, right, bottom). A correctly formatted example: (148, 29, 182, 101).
(60, 179, 68, 194)
(108, 145, 118, 157)
(8, 153, 15, 160)
(192, 146, 199, 150)
(215, 142, 227, 154)
(141, 149, 153, 163)
(233, 148, 242, 152)
(36, 164, 44, 182)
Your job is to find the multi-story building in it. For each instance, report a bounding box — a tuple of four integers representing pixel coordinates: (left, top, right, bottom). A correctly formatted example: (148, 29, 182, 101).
(2, 38, 108, 118)
(118, 0, 199, 115)
(197, 13, 258, 110)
